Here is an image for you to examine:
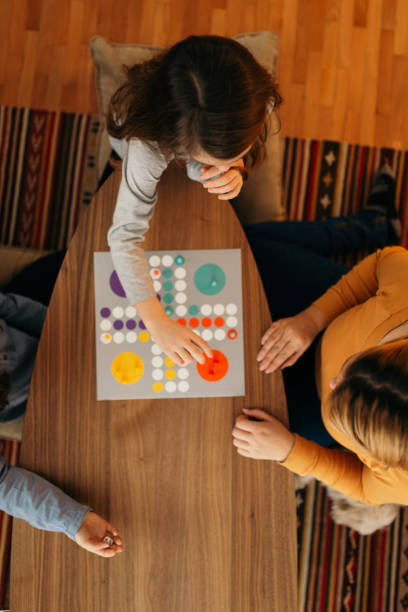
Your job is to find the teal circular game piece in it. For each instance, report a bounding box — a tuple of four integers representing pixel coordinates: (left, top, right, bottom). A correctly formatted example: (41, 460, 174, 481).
(163, 293, 174, 304)
(164, 306, 174, 316)
(194, 264, 226, 295)
(162, 268, 173, 278)
(175, 255, 185, 265)
(163, 280, 173, 291)
(188, 305, 199, 315)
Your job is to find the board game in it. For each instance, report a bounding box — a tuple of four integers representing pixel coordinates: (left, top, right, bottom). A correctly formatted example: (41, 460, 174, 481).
(94, 249, 245, 400)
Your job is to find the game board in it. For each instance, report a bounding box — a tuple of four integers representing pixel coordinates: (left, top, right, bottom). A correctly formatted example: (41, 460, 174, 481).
(94, 249, 245, 400)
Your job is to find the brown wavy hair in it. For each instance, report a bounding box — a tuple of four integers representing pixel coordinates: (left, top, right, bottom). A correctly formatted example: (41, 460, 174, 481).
(329, 340, 408, 468)
(107, 35, 282, 168)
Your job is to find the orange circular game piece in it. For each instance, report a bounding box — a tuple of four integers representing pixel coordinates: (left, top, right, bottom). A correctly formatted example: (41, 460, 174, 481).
(227, 329, 238, 340)
(196, 349, 229, 382)
(202, 317, 212, 328)
(177, 318, 187, 326)
(214, 317, 224, 327)
(189, 317, 199, 328)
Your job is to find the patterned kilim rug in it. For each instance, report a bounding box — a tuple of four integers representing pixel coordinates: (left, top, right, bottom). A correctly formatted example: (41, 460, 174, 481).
(1, 106, 408, 611)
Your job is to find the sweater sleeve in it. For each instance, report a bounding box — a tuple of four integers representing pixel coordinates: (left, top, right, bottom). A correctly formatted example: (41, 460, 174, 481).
(312, 247, 406, 323)
(0, 457, 90, 540)
(107, 139, 170, 305)
(0, 292, 46, 338)
(281, 435, 408, 505)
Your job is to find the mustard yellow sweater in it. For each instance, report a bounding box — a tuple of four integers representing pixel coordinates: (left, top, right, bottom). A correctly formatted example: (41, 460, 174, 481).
(282, 246, 408, 505)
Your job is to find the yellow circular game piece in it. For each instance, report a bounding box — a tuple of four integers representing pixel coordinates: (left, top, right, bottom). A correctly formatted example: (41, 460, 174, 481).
(111, 352, 144, 384)
(139, 331, 150, 343)
(165, 369, 176, 380)
(152, 382, 164, 393)
(165, 356, 175, 367)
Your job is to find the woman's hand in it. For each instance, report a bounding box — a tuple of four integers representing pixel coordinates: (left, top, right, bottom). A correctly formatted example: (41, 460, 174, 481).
(148, 315, 213, 365)
(74, 511, 123, 558)
(257, 305, 329, 373)
(200, 158, 245, 200)
(232, 408, 295, 462)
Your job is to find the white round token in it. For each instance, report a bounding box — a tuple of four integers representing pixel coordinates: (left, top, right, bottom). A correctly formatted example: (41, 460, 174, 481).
(214, 329, 226, 341)
(226, 316, 238, 328)
(174, 267, 186, 279)
(152, 369, 164, 381)
(165, 381, 177, 393)
(175, 305, 187, 316)
(175, 280, 186, 291)
(152, 356, 163, 368)
(226, 303, 238, 315)
(126, 331, 137, 343)
(201, 329, 213, 341)
(175, 293, 187, 304)
(162, 255, 174, 267)
(178, 381, 190, 393)
(149, 255, 160, 267)
(113, 332, 124, 343)
(213, 303, 225, 315)
(100, 333, 112, 344)
(100, 319, 112, 331)
(153, 280, 162, 292)
(125, 306, 136, 317)
(193, 329, 201, 337)
(177, 368, 190, 380)
(112, 306, 124, 318)
(201, 304, 212, 315)
(150, 268, 161, 279)
(151, 343, 162, 355)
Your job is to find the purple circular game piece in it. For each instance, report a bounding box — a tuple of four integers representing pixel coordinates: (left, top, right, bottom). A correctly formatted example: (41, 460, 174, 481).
(156, 293, 161, 301)
(126, 320, 137, 330)
(113, 320, 124, 330)
(100, 307, 111, 318)
(139, 320, 146, 330)
(109, 270, 126, 298)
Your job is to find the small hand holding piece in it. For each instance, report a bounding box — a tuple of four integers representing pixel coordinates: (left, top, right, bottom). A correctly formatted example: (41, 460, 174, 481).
(200, 158, 245, 200)
(257, 305, 329, 373)
(148, 314, 213, 365)
(74, 511, 123, 558)
(232, 408, 295, 462)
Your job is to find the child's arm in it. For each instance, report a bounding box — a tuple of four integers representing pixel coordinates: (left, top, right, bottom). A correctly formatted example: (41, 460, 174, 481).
(0, 457, 123, 556)
(136, 296, 212, 365)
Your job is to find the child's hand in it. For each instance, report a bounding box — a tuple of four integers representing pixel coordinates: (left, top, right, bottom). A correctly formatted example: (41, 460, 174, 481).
(232, 408, 295, 462)
(74, 511, 123, 558)
(200, 158, 245, 200)
(148, 315, 213, 365)
(257, 305, 329, 373)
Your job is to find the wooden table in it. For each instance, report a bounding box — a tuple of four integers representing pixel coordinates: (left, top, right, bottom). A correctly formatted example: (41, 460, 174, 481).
(10, 164, 297, 611)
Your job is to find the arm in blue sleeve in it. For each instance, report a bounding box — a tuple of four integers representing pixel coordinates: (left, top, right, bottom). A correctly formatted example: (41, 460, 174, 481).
(0, 293, 46, 338)
(0, 457, 90, 540)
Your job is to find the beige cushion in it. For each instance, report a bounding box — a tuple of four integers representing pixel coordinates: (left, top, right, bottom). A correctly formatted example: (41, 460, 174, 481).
(89, 32, 285, 223)
(0, 245, 51, 287)
(0, 416, 24, 441)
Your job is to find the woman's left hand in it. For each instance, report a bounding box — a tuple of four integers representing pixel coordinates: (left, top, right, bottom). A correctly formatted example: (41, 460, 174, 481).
(200, 158, 245, 200)
(232, 408, 295, 462)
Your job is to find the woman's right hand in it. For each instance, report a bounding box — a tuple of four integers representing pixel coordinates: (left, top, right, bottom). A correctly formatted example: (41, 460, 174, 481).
(148, 315, 213, 365)
(257, 305, 329, 373)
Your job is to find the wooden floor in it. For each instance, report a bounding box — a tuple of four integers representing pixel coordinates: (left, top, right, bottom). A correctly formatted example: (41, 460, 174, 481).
(1, 0, 408, 148)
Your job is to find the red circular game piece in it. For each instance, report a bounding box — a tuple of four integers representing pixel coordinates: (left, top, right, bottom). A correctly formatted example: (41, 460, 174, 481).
(189, 317, 199, 328)
(227, 329, 238, 340)
(177, 318, 187, 326)
(214, 317, 224, 327)
(202, 317, 212, 328)
(196, 349, 229, 382)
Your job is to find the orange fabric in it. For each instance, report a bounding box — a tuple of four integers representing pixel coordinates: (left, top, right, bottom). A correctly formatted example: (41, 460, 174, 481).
(282, 247, 408, 505)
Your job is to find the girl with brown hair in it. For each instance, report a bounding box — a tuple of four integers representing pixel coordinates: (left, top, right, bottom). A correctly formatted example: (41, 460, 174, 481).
(106, 35, 282, 365)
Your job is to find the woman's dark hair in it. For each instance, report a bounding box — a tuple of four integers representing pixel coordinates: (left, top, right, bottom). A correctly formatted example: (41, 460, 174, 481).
(107, 35, 282, 167)
(329, 340, 408, 468)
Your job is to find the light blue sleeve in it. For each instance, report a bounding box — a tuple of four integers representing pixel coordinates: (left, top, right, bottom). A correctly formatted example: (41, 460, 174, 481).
(0, 457, 90, 540)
